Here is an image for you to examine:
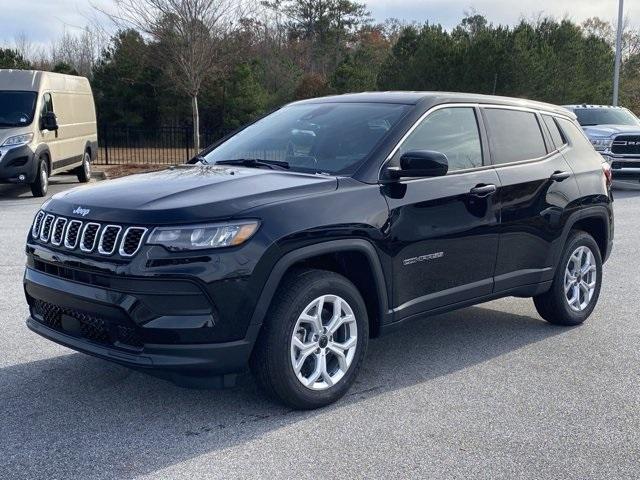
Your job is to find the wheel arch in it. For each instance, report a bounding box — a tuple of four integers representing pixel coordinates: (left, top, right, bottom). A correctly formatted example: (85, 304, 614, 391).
(559, 206, 612, 266)
(249, 240, 391, 340)
(33, 144, 52, 174)
(84, 140, 98, 162)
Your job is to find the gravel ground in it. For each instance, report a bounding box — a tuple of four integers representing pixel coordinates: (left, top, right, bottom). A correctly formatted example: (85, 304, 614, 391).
(1, 177, 639, 479)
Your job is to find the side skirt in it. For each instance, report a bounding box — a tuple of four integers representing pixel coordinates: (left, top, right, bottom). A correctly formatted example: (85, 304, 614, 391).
(379, 280, 552, 336)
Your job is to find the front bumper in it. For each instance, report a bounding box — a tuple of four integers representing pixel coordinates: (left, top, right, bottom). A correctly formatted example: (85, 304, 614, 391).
(0, 144, 37, 183)
(24, 267, 260, 386)
(602, 154, 640, 179)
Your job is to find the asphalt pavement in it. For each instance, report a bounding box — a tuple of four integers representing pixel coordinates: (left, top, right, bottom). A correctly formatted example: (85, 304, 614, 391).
(1, 176, 639, 479)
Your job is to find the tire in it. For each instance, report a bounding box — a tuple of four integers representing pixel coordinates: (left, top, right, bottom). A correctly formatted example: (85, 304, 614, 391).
(533, 230, 603, 326)
(250, 269, 369, 410)
(30, 157, 49, 197)
(76, 151, 92, 183)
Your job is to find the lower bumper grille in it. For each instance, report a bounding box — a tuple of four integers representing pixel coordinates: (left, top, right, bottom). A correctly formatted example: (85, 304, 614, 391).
(612, 161, 640, 169)
(32, 300, 143, 349)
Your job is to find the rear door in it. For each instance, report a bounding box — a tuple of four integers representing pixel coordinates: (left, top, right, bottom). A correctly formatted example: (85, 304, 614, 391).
(482, 107, 581, 292)
(383, 105, 501, 320)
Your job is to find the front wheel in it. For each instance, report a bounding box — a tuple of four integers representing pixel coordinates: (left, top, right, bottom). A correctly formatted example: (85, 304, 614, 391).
(251, 269, 369, 409)
(534, 231, 603, 326)
(30, 157, 49, 197)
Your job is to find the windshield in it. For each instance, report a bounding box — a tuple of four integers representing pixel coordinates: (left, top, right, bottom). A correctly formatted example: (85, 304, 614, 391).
(0, 91, 38, 127)
(203, 102, 411, 175)
(573, 107, 640, 127)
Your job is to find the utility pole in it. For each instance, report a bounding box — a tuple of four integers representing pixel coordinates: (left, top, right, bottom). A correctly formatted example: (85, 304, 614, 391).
(613, 0, 624, 106)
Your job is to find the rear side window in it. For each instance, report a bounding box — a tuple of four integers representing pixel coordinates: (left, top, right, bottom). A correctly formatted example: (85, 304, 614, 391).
(542, 115, 566, 149)
(483, 108, 547, 164)
(393, 107, 483, 172)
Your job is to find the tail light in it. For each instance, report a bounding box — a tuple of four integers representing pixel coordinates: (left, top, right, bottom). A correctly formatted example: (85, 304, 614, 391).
(602, 161, 612, 188)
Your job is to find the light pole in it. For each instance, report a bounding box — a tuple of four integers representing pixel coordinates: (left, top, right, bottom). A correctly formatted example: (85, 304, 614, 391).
(613, 0, 624, 106)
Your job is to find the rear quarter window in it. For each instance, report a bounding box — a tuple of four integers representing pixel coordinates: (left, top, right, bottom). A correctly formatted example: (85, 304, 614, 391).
(483, 108, 548, 164)
(542, 115, 566, 149)
(556, 117, 593, 148)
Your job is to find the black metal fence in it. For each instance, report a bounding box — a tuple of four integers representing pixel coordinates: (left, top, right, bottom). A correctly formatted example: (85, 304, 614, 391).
(97, 125, 224, 165)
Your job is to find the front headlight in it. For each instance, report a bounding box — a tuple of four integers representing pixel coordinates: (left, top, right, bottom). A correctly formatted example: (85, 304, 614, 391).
(590, 137, 612, 152)
(147, 220, 259, 251)
(1, 133, 34, 148)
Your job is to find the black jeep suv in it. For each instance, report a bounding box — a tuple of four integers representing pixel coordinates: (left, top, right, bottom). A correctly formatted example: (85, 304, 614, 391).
(25, 92, 613, 409)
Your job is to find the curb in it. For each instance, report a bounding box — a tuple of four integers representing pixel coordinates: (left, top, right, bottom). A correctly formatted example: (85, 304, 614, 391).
(92, 170, 108, 181)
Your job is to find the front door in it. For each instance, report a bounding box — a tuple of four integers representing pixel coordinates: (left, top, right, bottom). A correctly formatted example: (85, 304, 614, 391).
(382, 106, 501, 320)
(38, 92, 61, 166)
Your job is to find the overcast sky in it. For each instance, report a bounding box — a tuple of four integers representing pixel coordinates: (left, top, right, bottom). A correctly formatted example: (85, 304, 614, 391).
(0, 0, 636, 48)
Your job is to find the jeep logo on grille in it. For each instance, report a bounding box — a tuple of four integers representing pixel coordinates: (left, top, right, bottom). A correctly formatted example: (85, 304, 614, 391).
(73, 206, 91, 217)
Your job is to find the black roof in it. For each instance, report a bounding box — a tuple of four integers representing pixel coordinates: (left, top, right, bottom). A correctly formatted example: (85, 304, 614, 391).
(291, 91, 574, 117)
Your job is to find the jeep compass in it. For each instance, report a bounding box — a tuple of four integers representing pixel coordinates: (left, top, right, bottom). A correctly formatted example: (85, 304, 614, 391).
(24, 92, 614, 409)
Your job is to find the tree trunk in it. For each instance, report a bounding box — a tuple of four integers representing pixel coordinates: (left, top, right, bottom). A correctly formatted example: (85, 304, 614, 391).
(192, 94, 200, 153)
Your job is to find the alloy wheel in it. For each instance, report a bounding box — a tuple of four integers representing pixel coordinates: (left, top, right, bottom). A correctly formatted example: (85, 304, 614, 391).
(290, 294, 358, 390)
(564, 245, 597, 312)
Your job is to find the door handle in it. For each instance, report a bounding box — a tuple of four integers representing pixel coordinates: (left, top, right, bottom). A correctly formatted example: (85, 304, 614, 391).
(550, 170, 571, 182)
(469, 184, 497, 197)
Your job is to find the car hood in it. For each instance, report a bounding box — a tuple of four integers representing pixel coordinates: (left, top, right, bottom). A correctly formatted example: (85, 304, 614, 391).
(582, 124, 640, 138)
(45, 165, 338, 224)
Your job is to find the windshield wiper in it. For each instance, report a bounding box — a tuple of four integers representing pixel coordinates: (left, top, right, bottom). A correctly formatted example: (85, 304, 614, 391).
(215, 158, 290, 170)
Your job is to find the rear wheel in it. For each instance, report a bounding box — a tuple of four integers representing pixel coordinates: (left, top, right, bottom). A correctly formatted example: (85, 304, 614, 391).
(533, 231, 602, 326)
(30, 156, 49, 197)
(251, 269, 369, 409)
(76, 151, 92, 183)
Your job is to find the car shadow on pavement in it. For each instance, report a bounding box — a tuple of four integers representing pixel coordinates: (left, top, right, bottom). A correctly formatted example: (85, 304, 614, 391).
(0, 305, 566, 479)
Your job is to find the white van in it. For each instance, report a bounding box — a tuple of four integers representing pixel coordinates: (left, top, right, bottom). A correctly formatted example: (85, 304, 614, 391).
(0, 70, 98, 197)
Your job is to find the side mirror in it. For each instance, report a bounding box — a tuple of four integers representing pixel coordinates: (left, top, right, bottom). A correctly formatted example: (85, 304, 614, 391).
(41, 112, 58, 131)
(385, 150, 448, 180)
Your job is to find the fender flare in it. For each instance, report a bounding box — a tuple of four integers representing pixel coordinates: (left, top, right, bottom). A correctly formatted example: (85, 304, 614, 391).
(33, 144, 52, 173)
(83, 140, 98, 161)
(554, 205, 612, 268)
(248, 239, 390, 333)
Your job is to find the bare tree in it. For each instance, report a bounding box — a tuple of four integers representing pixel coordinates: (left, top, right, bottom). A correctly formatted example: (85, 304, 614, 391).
(99, 0, 249, 151)
(49, 27, 103, 77)
(13, 32, 34, 62)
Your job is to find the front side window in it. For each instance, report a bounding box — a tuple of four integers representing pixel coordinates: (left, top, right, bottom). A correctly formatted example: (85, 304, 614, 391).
(203, 102, 411, 175)
(0, 90, 38, 127)
(483, 108, 547, 164)
(390, 107, 483, 172)
(42, 93, 54, 115)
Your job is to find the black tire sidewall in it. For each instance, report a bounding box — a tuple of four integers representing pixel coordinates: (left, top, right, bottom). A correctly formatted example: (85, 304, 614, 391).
(266, 272, 369, 409)
(551, 232, 603, 324)
(77, 152, 91, 182)
(31, 158, 48, 197)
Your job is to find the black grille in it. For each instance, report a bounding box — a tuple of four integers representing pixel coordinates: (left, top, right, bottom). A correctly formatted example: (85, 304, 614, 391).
(612, 135, 640, 155)
(81, 224, 100, 251)
(32, 211, 45, 238)
(51, 218, 67, 245)
(99, 226, 121, 255)
(33, 214, 147, 258)
(612, 161, 640, 169)
(32, 299, 143, 348)
(65, 220, 82, 248)
(121, 228, 146, 256)
(40, 215, 54, 241)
